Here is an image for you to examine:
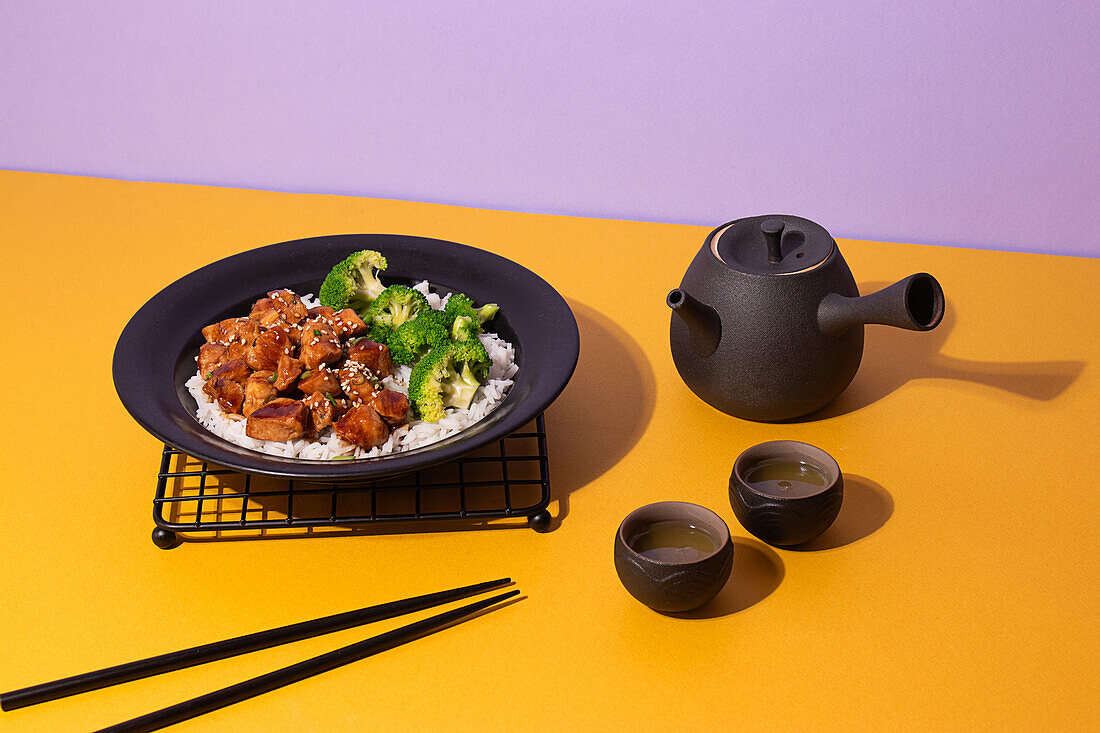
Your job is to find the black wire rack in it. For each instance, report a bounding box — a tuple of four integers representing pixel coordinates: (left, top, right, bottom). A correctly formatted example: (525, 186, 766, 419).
(151, 414, 552, 549)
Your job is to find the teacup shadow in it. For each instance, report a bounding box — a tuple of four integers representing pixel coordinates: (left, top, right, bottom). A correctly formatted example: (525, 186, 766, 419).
(672, 537, 784, 619)
(796, 281, 1086, 421)
(785, 474, 893, 551)
(542, 300, 657, 529)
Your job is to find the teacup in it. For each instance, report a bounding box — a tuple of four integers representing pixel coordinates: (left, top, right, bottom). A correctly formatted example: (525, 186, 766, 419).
(614, 501, 734, 613)
(729, 440, 843, 547)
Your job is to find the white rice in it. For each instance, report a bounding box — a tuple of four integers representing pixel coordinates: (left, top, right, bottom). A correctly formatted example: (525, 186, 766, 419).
(186, 281, 518, 461)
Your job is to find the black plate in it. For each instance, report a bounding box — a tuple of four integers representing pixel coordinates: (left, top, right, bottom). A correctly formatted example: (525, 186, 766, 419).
(113, 234, 579, 481)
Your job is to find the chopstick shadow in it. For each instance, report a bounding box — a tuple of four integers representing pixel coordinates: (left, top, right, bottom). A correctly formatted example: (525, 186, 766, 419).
(433, 594, 527, 633)
(539, 300, 657, 530)
(670, 538, 784, 619)
(790, 281, 1085, 421)
(785, 474, 893, 552)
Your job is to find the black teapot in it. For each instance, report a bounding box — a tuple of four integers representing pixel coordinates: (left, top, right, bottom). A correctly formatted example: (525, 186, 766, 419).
(668, 215, 945, 421)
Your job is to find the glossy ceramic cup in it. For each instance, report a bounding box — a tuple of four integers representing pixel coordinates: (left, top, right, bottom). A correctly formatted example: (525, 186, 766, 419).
(614, 501, 734, 613)
(729, 440, 843, 547)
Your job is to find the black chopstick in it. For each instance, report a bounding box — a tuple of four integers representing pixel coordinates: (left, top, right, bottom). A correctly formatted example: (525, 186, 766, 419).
(95, 589, 520, 733)
(1, 577, 510, 711)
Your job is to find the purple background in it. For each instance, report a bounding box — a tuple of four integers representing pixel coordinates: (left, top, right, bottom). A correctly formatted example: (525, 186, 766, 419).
(2, 1, 1098, 257)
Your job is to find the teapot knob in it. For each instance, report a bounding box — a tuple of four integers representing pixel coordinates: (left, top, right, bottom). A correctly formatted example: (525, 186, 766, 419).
(761, 219, 785, 263)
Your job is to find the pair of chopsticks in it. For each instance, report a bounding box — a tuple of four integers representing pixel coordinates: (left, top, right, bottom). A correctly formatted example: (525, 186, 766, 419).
(1, 578, 517, 732)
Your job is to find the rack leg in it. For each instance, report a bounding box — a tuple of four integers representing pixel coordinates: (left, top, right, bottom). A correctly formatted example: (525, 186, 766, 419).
(528, 510, 552, 533)
(152, 527, 182, 550)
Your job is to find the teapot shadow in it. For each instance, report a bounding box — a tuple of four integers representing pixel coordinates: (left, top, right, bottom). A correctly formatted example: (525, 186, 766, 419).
(671, 537, 784, 619)
(541, 300, 657, 529)
(795, 281, 1086, 421)
(785, 474, 893, 552)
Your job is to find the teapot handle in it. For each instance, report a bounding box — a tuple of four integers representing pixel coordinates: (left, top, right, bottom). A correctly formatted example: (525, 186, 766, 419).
(818, 273, 944, 338)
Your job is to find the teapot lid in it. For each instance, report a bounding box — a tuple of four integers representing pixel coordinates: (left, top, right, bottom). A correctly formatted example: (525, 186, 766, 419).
(711, 214, 836, 275)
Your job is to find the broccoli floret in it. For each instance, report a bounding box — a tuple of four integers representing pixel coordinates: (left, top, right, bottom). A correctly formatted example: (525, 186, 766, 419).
(364, 285, 430, 330)
(407, 346, 449, 422)
(443, 293, 477, 324)
(365, 307, 444, 366)
(443, 292, 499, 337)
(450, 314, 477, 343)
(403, 306, 451, 334)
(386, 336, 416, 366)
(318, 250, 388, 312)
(476, 303, 499, 324)
(367, 322, 395, 347)
(392, 315, 449, 365)
(443, 340, 490, 409)
(366, 316, 412, 364)
(418, 308, 452, 329)
(407, 341, 491, 421)
(451, 338, 490, 368)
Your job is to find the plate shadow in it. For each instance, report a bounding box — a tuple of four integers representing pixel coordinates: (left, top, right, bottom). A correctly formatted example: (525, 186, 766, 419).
(541, 300, 657, 529)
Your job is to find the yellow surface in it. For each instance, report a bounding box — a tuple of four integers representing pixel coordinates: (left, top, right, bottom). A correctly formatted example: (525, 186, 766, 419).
(1, 170, 1097, 731)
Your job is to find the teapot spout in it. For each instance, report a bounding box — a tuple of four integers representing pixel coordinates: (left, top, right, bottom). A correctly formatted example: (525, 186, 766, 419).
(668, 288, 722, 358)
(818, 273, 945, 339)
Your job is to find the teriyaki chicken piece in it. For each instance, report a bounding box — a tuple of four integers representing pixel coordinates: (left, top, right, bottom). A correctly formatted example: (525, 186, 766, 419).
(244, 328, 291, 371)
(333, 404, 390, 449)
(267, 289, 309, 325)
(242, 371, 279, 417)
(298, 317, 343, 370)
(202, 317, 260, 347)
(302, 391, 348, 435)
(297, 366, 340, 395)
(345, 338, 393, 378)
(245, 398, 308, 441)
(201, 359, 253, 413)
(338, 360, 382, 404)
(367, 389, 410, 426)
(197, 342, 228, 377)
(272, 354, 303, 392)
(331, 308, 369, 338)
